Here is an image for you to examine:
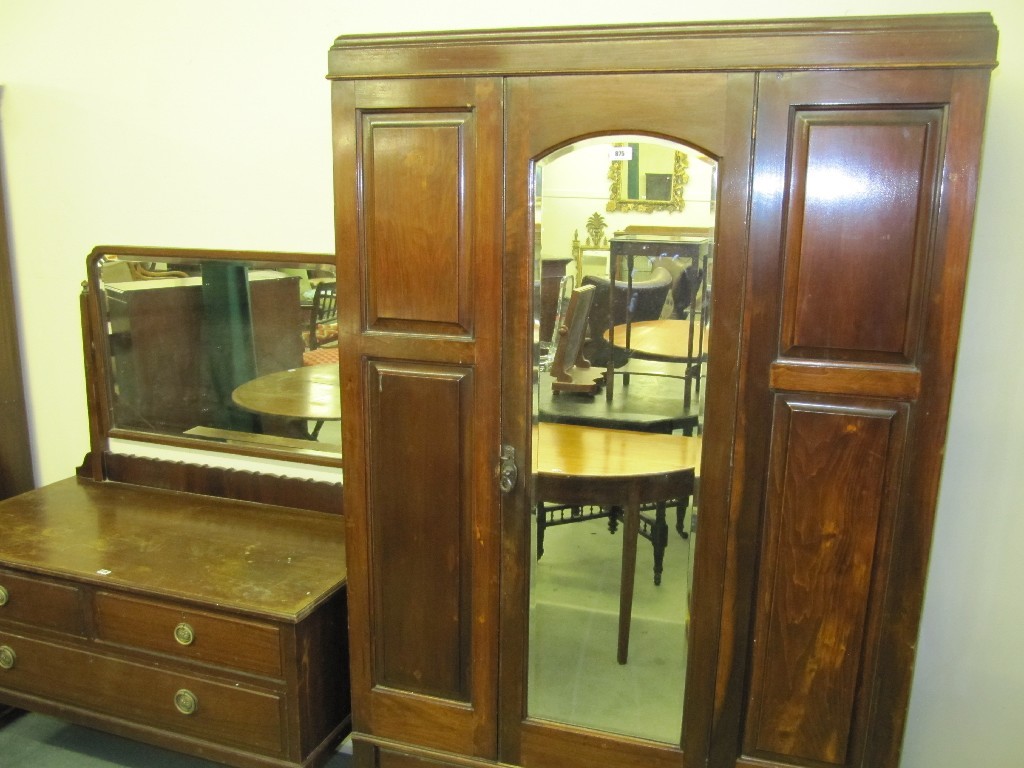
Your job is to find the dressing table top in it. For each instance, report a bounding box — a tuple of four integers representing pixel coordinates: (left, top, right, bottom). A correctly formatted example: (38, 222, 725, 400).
(0, 477, 346, 622)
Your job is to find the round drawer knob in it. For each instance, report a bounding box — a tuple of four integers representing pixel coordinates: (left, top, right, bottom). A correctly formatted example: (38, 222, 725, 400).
(0, 585, 8, 606)
(0, 645, 15, 670)
(173, 622, 195, 646)
(173, 688, 198, 715)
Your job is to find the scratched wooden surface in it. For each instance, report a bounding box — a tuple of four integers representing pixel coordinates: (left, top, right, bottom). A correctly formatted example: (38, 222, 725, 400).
(0, 477, 345, 620)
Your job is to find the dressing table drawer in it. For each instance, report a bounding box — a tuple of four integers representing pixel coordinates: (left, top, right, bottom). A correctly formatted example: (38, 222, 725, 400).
(0, 629, 286, 756)
(0, 569, 85, 636)
(93, 591, 283, 678)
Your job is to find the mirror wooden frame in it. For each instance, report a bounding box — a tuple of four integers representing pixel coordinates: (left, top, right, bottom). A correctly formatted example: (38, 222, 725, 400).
(82, 245, 341, 472)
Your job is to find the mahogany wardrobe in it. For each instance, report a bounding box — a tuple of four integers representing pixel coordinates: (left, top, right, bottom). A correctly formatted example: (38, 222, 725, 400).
(328, 13, 998, 768)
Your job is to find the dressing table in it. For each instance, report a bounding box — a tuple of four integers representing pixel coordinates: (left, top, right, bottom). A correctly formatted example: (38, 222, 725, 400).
(0, 247, 350, 768)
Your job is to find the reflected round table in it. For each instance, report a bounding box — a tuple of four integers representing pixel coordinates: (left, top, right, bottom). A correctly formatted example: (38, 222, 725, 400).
(232, 363, 341, 437)
(533, 422, 701, 664)
(605, 318, 709, 362)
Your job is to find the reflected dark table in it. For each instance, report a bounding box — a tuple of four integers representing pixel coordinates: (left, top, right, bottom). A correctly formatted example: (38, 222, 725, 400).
(537, 371, 699, 435)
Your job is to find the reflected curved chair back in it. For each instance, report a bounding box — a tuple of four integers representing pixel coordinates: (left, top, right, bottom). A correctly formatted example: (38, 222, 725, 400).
(644, 255, 704, 321)
(581, 267, 673, 365)
(582, 267, 673, 336)
(671, 264, 704, 321)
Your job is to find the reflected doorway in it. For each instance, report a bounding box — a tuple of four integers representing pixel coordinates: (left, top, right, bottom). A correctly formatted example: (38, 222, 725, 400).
(529, 135, 717, 743)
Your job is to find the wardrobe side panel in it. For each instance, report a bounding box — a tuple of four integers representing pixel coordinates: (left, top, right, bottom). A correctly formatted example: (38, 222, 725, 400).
(367, 362, 472, 700)
(333, 77, 503, 760)
(780, 108, 944, 363)
(736, 67, 990, 768)
(363, 114, 471, 334)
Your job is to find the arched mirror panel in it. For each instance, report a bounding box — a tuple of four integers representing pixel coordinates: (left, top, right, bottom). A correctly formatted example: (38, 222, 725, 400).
(529, 133, 717, 744)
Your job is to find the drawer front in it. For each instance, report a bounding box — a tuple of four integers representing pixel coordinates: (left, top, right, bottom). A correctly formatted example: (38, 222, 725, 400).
(0, 630, 286, 757)
(0, 569, 85, 636)
(93, 591, 283, 678)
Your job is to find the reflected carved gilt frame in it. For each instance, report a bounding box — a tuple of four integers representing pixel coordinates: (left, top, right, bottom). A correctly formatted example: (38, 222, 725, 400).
(607, 148, 690, 213)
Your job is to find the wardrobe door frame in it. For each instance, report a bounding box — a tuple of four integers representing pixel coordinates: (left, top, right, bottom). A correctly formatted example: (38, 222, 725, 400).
(499, 70, 756, 768)
(332, 75, 505, 762)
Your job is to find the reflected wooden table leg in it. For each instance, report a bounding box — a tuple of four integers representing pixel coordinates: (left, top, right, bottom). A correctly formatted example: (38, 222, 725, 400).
(617, 485, 641, 665)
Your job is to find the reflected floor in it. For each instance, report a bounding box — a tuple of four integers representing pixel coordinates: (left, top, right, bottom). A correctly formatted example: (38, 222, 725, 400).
(529, 508, 693, 743)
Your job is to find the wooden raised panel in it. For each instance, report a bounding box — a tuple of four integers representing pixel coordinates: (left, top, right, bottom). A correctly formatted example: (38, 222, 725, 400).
(780, 108, 943, 363)
(744, 396, 907, 766)
(362, 113, 472, 335)
(367, 362, 471, 700)
(335, 74, 501, 760)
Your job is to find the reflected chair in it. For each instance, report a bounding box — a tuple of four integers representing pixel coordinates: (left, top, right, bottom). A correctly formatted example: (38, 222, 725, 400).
(307, 280, 338, 350)
(300, 281, 339, 436)
(549, 284, 603, 395)
(605, 261, 708, 410)
(302, 280, 340, 367)
(581, 267, 673, 367)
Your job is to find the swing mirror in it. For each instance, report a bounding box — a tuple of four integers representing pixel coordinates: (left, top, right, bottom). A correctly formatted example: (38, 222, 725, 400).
(86, 247, 342, 469)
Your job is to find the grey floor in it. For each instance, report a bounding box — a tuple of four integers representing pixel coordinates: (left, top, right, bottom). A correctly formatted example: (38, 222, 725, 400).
(528, 508, 692, 743)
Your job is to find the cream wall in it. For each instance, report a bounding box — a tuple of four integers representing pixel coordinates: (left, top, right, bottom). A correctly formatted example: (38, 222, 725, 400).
(1, 1, 1021, 765)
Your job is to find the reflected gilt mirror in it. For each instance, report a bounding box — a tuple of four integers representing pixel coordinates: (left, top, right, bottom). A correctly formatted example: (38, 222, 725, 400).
(607, 140, 690, 213)
(86, 246, 341, 469)
(531, 135, 717, 744)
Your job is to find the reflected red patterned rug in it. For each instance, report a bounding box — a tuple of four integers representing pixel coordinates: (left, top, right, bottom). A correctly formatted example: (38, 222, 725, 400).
(302, 346, 340, 366)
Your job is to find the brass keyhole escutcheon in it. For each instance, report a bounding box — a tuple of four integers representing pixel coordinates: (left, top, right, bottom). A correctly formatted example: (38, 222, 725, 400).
(0, 585, 8, 606)
(0, 645, 15, 670)
(174, 622, 195, 646)
(174, 689, 198, 715)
